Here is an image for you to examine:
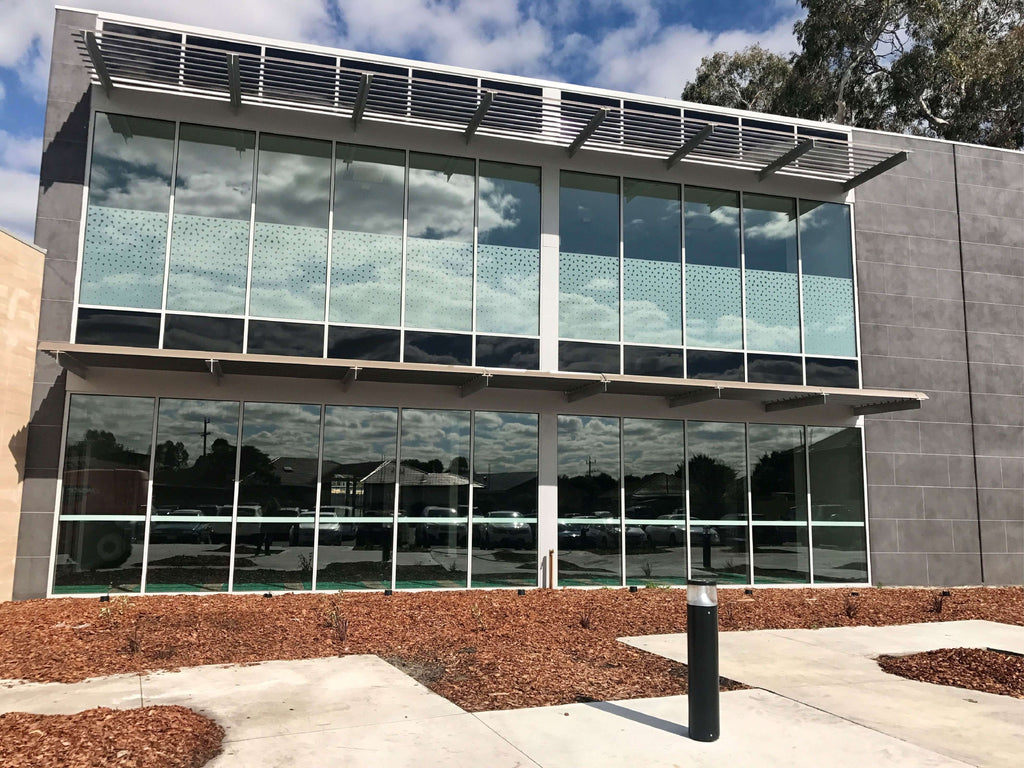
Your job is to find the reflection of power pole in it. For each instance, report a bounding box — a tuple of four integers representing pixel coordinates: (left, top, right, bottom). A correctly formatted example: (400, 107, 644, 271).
(200, 417, 211, 456)
(586, 455, 593, 477)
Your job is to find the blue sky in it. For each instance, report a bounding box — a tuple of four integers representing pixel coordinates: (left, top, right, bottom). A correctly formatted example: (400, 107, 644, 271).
(0, 0, 804, 240)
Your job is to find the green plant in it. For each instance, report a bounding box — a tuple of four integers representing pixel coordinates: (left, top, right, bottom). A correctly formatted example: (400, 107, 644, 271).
(579, 608, 594, 629)
(844, 595, 860, 619)
(320, 596, 349, 653)
(640, 561, 653, 579)
(928, 592, 945, 614)
(297, 553, 314, 581)
(470, 602, 485, 631)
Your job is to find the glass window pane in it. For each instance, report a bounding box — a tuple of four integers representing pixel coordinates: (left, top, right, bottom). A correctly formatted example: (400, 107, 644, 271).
(76, 309, 160, 348)
(623, 346, 684, 378)
(557, 415, 620, 586)
(404, 331, 472, 366)
(247, 320, 324, 358)
(80, 114, 174, 309)
(327, 326, 401, 361)
(163, 314, 244, 354)
(686, 349, 744, 381)
(235, 402, 321, 591)
(747, 353, 803, 385)
(475, 336, 539, 370)
(250, 134, 331, 321)
(560, 172, 619, 341)
(331, 145, 405, 326)
(800, 200, 856, 357)
(53, 395, 155, 594)
(744, 194, 800, 353)
(684, 187, 741, 349)
(405, 153, 475, 331)
(167, 125, 254, 315)
(806, 357, 858, 388)
(749, 424, 808, 585)
(318, 406, 398, 590)
(396, 409, 470, 588)
(559, 340, 619, 374)
(624, 419, 685, 586)
(473, 412, 538, 587)
(812, 526, 868, 583)
(477, 162, 540, 336)
(623, 179, 681, 345)
(147, 399, 238, 593)
(809, 427, 865, 522)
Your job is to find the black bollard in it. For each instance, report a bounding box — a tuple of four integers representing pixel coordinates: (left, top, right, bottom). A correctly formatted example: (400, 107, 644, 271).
(687, 578, 719, 742)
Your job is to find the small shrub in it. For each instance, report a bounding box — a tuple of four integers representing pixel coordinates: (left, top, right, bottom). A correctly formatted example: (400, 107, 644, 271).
(640, 561, 653, 579)
(320, 596, 349, 652)
(580, 608, 594, 630)
(928, 592, 945, 614)
(470, 603, 485, 631)
(844, 595, 861, 619)
(297, 553, 314, 581)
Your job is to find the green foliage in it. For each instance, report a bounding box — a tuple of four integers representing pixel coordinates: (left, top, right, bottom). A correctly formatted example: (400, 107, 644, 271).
(682, 0, 1024, 148)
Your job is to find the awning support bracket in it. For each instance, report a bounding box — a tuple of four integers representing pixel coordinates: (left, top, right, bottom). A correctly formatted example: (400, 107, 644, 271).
(206, 359, 223, 385)
(464, 90, 495, 144)
(459, 372, 492, 397)
(665, 124, 715, 169)
(568, 108, 607, 157)
(351, 73, 373, 129)
(764, 393, 827, 412)
(341, 366, 360, 392)
(852, 398, 922, 416)
(566, 377, 608, 403)
(84, 31, 114, 96)
(842, 151, 910, 191)
(667, 386, 722, 408)
(757, 138, 815, 181)
(56, 351, 89, 380)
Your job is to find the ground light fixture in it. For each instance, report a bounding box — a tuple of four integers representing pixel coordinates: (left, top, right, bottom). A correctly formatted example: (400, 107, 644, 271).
(687, 578, 719, 742)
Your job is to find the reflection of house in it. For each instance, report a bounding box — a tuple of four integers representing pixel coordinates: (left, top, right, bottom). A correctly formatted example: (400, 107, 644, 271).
(474, 471, 538, 513)
(625, 473, 683, 517)
(361, 460, 482, 514)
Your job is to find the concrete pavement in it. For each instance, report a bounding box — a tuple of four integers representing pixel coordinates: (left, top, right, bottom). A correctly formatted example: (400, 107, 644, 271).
(0, 620, 1020, 767)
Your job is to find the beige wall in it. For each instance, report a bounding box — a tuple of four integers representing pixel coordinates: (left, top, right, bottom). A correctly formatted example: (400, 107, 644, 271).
(0, 229, 44, 602)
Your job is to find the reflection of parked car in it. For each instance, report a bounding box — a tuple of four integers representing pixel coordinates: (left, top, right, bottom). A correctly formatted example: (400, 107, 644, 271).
(149, 509, 212, 544)
(289, 506, 355, 546)
(476, 511, 533, 547)
(208, 505, 262, 543)
(645, 514, 688, 546)
(418, 507, 467, 546)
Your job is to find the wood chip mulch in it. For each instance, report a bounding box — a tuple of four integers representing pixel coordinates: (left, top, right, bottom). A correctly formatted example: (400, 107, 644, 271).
(0, 705, 224, 768)
(877, 647, 1024, 699)
(1, 586, 1021, 712)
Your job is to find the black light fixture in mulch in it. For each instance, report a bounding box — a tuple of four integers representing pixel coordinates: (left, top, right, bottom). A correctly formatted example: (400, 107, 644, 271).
(744, 588, 754, 596)
(517, 589, 526, 596)
(263, 592, 273, 599)
(629, 585, 639, 593)
(384, 588, 393, 596)
(851, 591, 860, 597)
(942, 590, 951, 597)
(99, 595, 110, 602)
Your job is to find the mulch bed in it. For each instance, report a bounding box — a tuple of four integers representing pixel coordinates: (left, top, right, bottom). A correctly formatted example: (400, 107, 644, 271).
(0, 705, 224, 768)
(1, 586, 1021, 712)
(878, 647, 1024, 699)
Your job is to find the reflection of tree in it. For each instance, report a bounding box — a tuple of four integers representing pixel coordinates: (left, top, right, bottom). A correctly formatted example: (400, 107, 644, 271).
(688, 453, 740, 518)
(558, 472, 618, 514)
(66, 430, 148, 470)
(447, 456, 469, 476)
(751, 449, 800, 518)
(155, 440, 189, 471)
(402, 458, 443, 474)
(238, 445, 278, 487)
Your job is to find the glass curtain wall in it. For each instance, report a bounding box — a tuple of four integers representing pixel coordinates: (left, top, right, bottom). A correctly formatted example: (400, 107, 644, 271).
(472, 412, 539, 587)
(146, 399, 239, 592)
(396, 409, 471, 587)
(623, 419, 686, 585)
(809, 426, 868, 582)
(687, 421, 749, 583)
(557, 415, 621, 585)
(52, 395, 155, 594)
(234, 402, 322, 591)
(748, 424, 809, 583)
(317, 406, 398, 590)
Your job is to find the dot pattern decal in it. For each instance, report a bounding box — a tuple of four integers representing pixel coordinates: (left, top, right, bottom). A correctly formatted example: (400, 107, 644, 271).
(745, 269, 801, 353)
(803, 275, 856, 356)
(80, 206, 168, 309)
(624, 257, 681, 345)
(477, 244, 540, 336)
(330, 230, 403, 326)
(249, 222, 328, 321)
(404, 237, 473, 331)
(167, 214, 249, 315)
(559, 251, 619, 341)
(685, 263, 742, 349)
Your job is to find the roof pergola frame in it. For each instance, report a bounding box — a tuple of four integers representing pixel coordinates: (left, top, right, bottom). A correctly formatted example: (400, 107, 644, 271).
(73, 25, 911, 189)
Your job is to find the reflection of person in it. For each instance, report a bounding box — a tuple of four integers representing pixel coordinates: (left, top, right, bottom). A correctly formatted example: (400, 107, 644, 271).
(258, 497, 280, 555)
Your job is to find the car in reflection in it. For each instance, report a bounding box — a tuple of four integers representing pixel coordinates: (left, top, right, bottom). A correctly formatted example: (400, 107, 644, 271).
(148, 508, 213, 544)
(644, 514, 688, 547)
(558, 523, 585, 549)
(418, 507, 468, 546)
(208, 505, 262, 544)
(475, 510, 533, 548)
(288, 506, 356, 546)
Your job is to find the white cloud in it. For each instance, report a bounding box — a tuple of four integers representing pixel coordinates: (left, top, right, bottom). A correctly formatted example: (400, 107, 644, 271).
(0, 166, 37, 241)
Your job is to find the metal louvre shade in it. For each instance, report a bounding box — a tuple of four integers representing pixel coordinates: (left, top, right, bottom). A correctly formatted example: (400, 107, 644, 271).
(76, 25, 906, 187)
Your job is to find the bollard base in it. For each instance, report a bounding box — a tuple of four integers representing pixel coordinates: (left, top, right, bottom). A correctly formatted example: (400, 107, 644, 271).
(687, 602, 720, 742)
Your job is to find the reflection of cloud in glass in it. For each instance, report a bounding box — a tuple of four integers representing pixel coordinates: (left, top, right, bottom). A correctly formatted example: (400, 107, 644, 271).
(408, 163, 474, 241)
(686, 421, 746, 476)
(174, 127, 254, 220)
(256, 139, 331, 229)
(623, 419, 684, 476)
(323, 406, 398, 464)
(400, 409, 471, 465)
(242, 402, 322, 459)
(157, 399, 239, 463)
(748, 424, 804, 468)
(333, 146, 405, 237)
(67, 395, 155, 455)
(557, 415, 619, 478)
(473, 412, 538, 474)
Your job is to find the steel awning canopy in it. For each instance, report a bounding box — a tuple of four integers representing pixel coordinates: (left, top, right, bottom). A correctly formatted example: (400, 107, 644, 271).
(42, 343, 927, 415)
(73, 25, 908, 188)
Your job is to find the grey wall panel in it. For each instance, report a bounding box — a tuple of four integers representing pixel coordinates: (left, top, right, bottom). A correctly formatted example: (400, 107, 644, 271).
(854, 129, 1024, 586)
(13, 9, 97, 599)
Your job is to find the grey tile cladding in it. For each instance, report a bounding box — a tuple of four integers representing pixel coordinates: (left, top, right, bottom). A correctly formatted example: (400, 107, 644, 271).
(853, 129, 1024, 587)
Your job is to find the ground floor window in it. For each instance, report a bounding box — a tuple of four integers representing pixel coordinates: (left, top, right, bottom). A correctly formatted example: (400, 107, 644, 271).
(49, 394, 865, 594)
